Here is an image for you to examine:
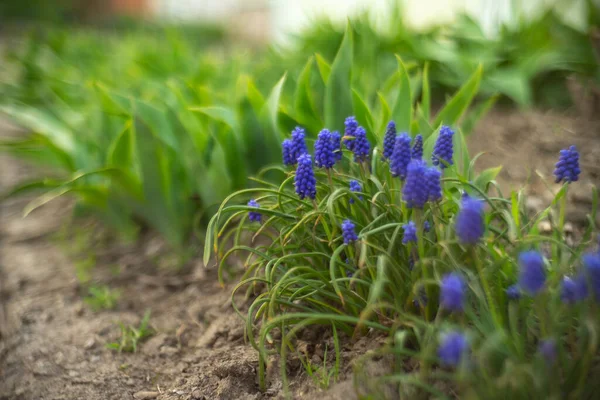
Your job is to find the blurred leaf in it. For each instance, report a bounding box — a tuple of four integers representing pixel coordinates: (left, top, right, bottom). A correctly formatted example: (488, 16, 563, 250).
(474, 166, 503, 192)
(351, 89, 375, 141)
(461, 95, 499, 136)
(294, 56, 322, 133)
(315, 53, 332, 84)
(433, 65, 483, 127)
(325, 22, 353, 131)
(390, 55, 412, 133)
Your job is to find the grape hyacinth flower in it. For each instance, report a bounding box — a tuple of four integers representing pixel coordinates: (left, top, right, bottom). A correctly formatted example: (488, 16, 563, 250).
(247, 199, 261, 223)
(425, 166, 442, 202)
(518, 251, 546, 296)
(294, 153, 317, 200)
(438, 332, 469, 367)
(506, 284, 521, 300)
(344, 116, 359, 151)
(583, 252, 600, 301)
(455, 196, 485, 245)
(424, 220, 431, 233)
(282, 139, 294, 166)
(538, 339, 557, 364)
(290, 127, 308, 161)
(402, 160, 429, 209)
(553, 145, 581, 183)
(561, 275, 588, 304)
(349, 180, 363, 204)
(402, 221, 417, 244)
(314, 129, 336, 169)
(342, 219, 359, 244)
(432, 125, 455, 168)
(331, 131, 342, 161)
(352, 126, 371, 162)
(382, 121, 397, 160)
(390, 133, 412, 179)
(412, 134, 423, 160)
(440, 273, 466, 312)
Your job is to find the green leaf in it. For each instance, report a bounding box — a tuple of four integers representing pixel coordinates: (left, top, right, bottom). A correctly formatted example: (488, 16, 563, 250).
(377, 92, 391, 135)
(421, 62, 431, 121)
(351, 89, 375, 141)
(261, 74, 287, 157)
(433, 64, 483, 127)
(474, 166, 503, 192)
(461, 95, 499, 136)
(315, 53, 332, 84)
(189, 106, 240, 133)
(0, 104, 75, 154)
(107, 120, 134, 167)
(390, 56, 412, 133)
(294, 56, 322, 133)
(324, 22, 353, 132)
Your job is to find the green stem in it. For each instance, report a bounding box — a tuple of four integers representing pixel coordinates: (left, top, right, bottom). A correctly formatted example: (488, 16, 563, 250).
(471, 246, 502, 329)
(414, 210, 432, 321)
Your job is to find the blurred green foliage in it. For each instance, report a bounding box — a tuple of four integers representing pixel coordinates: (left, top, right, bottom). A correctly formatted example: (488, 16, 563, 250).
(0, 1, 599, 250)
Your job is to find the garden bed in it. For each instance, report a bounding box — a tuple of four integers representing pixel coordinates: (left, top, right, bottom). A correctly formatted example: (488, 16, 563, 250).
(1, 106, 599, 400)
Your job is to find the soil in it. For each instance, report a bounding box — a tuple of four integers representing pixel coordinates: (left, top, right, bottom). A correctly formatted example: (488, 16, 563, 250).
(1, 107, 599, 400)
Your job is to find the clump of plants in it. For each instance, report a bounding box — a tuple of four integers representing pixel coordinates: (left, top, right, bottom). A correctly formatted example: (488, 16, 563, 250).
(207, 88, 599, 397)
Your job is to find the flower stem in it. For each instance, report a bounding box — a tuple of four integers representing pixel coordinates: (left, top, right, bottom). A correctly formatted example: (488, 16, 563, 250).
(413, 209, 432, 321)
(471, 246, 502, 329)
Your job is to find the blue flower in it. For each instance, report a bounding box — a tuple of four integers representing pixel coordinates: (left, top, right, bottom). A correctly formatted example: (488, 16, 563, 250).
(342, 219, 359, 244)
(506, 284, 521, 300)
(382, 121, 397, 160)
(402, 160, 429, 209)
(247, 199, 261, 223)
(455, 196, 485, 245)
(352, 126, 371, 162)
(390, 133, 412, 179)
(583, 252, 600, 301)
(294, 153, 317, 200)
(424, 220, 431, 233)
(349, 180, 363, 204)
(553, 145, 580, 183)
(344, 116, 359, 151)
(282, 139, 294, 166)
(438, 331, 468, 367)
(538, 339, 557, 364)
(314, 129, 336, 169)
(518, 251, 546, 296)
(432, 125, 455, 169)
(290, 126, 308, 161)
(561, 275, 588, 304)
(440, 273, 466, 312)
(402, 221, 417, 244)
(331, 131, 342, 161)
(425, 166, 442, 202)
(412, 134, 423, 160)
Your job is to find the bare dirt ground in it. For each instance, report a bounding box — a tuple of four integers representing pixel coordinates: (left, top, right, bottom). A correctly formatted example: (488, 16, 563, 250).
(1, 108, 599, 400)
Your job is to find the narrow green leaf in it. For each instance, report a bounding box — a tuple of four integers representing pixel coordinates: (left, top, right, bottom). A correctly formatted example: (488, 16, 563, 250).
(422, 62, 431, 121)
(324, 22, 353, 131)
(315, 53, 332, 84)
(474, 166, 503, 192)
(351, 89, 375, 141)
(390, 55, 412, 133)
(462, 95, 499, 136)
(433, 64, 483, 127)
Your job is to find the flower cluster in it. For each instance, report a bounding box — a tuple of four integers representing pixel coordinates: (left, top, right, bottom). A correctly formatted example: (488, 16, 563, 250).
(244, 116, 592, 381)
(314, 129, 337, 169)
(402, 160, 443, 209)
(349, 180, 363, 203)
(553, 145, 580, 183)
(432, 125, 455, 168)
(342, 219, 358, 244)
(247, 199, 261, 223)
(382, 121, 397, 160)
(412, 134, 423, 160)
(294, 153, 317, 200)
(455, 196, 485, 245)
(389, 133, 412, 179)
